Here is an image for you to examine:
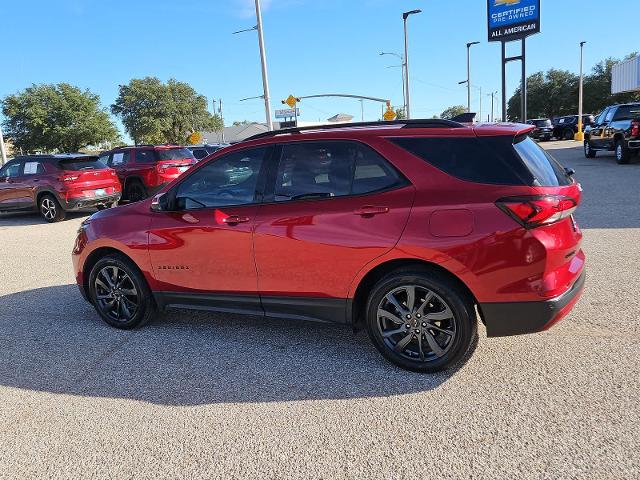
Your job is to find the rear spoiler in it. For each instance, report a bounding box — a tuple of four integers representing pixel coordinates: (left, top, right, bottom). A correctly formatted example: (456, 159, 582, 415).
(451, 112, 477, 123)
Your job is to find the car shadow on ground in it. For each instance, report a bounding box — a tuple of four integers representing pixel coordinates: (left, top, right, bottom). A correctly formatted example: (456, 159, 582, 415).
(0, 285, 473, 406)
(0, 211, 90, 226)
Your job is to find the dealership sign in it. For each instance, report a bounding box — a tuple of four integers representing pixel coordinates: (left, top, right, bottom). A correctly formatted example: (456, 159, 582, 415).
(487, 0, 540, 43)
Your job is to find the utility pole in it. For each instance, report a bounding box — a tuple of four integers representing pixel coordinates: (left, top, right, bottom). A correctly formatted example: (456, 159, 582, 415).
(576, 41, 586, 141)
(255, 0, 273, 131)
(466, 41, 480, 113)
(402, 10, 421, 119)
(488, 91, 497, 122)
(0, 126, 7, 165)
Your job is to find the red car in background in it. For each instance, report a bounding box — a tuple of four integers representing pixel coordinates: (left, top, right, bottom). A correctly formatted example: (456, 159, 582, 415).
(99, 145, 196, 203)
(73, 120, 586, 372)
(0, 154, 121, 222)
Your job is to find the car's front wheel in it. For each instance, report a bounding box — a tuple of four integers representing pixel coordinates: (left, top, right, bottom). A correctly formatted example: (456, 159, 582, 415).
(39, 194, 66, 223)
(88, 254, 156, 329)
(365, 269, 477, 373)
(564, 129, 575, 141)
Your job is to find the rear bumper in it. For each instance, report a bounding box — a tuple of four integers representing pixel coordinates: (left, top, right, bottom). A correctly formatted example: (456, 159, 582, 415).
(480, 270, 585, 337)
(63, 193, 121, 211)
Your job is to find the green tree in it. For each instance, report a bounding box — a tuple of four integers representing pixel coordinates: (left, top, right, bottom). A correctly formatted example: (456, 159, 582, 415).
(395, 108, 406, 120)
(440, 105, 467, 120)
(111, 77, 223, 144)
(1, 83, 119, 153)
(508, 53, 640, 121)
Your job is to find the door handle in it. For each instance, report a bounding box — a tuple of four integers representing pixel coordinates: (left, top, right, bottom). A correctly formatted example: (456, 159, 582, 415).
(223, 215, 250, 225)
(354, 206, 389, 217)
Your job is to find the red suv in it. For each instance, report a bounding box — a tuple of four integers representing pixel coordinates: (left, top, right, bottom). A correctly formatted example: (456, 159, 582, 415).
(99, 145, 196, 203)
(0, 154, 121, 222)
(73, 120, 586, 372)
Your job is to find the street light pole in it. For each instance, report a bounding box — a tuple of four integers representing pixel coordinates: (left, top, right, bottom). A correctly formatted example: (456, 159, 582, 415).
(380, 52, 406, 116)
(0, 126, 7, 165)
(576, 41, 587, 141)
(403, 10, 421, 120)
(254, 0, 273, 131)
(466, 42, 480, 113)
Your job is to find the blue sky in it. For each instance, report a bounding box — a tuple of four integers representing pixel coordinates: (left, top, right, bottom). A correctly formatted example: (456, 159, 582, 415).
(0, 0, 636, 136)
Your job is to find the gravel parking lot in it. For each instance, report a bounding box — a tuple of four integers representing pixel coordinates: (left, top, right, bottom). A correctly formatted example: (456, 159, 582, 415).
(0, 142, 639, 479)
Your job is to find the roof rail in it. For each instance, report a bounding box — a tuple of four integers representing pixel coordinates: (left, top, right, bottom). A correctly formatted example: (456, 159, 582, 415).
(246, 119, 465, 141)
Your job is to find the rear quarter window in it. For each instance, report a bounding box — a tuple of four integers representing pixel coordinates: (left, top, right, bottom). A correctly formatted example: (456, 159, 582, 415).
(391, 135, 572, 187)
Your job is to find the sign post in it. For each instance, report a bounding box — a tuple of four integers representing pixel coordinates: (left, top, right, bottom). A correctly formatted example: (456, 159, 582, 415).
(488, 0, 540, 122)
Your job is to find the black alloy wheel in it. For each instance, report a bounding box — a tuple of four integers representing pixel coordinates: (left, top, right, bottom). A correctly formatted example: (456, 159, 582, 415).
(125, 181, 147, 203)
(584, 141, 596, 158)
(89, 255, 155, 329)
(39, 194, 66, 222)
(366, 270, 476, 373)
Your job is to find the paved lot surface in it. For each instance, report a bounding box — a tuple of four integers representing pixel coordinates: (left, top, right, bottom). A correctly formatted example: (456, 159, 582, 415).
(0, 142, 639, 479)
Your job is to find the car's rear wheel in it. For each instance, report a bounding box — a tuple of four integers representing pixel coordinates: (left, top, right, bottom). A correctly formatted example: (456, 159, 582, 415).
(39, 194, 66, 223)
(584, 141, 596, 158)
(615, 139, 631, 164)
(88, 254, 156, 329)
(365, 270, 477, 373)
(563, 128, 574, 140)
(124, 180, 147, 203)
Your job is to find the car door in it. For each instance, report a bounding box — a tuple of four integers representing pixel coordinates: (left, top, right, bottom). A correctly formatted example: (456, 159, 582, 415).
(589, 108, 609, 149)
(253, 140, 415, 323)
(148, 146, 271, 312)
(107, 149, 132, 185)
(0, 161, 28, 210)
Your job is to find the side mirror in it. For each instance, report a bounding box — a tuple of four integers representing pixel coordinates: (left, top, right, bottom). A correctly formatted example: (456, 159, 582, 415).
(150, 193, 169, 212)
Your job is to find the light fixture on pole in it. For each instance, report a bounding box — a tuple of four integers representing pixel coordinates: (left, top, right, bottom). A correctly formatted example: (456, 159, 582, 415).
(465, 41, 480, 113)
(576, 41, 587, 141)
(380, 52, 406, 117)
(459, 80, 483, 119)
(402, 9, 422, 120)
(233, 0, 273, 131)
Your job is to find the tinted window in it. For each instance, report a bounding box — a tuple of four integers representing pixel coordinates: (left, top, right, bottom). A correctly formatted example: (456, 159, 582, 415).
(391, 137, 533, 186)
(175, 147, 266, 209)
(532, 119, 552, 127)
(0, 162, 21, 178)
(605, 108, 615, 122)
(136, 150, 156, 163)
(613, 105, 640, 121)
(513, 136, 572, 187)
(57, 158, 107, 171)
(274, 141, 402, 202)
(157, 148, 195, 161)
(98, 153, 111, 165)
(191, 149, 208, 160)
(595, 109, 608, 125)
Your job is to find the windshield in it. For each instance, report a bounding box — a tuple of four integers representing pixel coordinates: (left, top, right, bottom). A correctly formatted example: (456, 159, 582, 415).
(57, 158, 107, 171)
(156, 148, 196, 161)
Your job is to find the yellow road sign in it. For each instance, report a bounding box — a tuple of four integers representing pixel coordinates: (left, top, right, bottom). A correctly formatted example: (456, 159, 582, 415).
(285, 95, 298, 109)
(383, 108, 397, 121)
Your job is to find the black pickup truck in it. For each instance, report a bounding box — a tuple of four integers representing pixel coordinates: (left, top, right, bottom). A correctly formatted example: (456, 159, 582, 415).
(584, 103, 640, 164)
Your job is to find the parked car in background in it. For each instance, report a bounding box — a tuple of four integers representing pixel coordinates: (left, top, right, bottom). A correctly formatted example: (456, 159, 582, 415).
(553, 115, 595, 140)
(73, 119, 585, 373)
(584, 103, 640, 164)
(188, 143, 230, 161)
(99, 145, 196, 202)
(526, 119, 554, 141)
(0, 154, 121, 222)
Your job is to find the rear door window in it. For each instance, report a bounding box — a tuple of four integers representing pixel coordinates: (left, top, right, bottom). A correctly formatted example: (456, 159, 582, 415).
(110, 151, 130, 166)
(23, 161, 45, 175)
(191, 148, 208, 160)
(273, 141, 404, 202)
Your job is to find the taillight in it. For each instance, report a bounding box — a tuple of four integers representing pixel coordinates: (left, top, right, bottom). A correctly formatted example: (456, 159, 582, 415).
(496, 195, 578, 229)
(62, 175, 79, 182)
(631, 120, 640, 137)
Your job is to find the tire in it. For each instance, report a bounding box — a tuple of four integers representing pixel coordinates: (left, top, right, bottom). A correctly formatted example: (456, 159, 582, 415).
(124, 180, 147, 203)
(563, 129, 575, 141)
(88, 254, 156, 329)
(39, 194, 66, 223)
(584, 141, 596, 158)
(615, 139, 631, 164)
(365, 269, 477, 373)
(96, 202, 118, 211)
